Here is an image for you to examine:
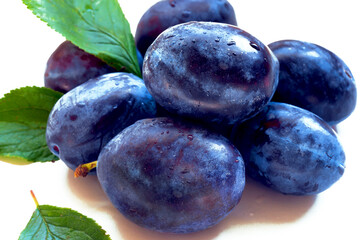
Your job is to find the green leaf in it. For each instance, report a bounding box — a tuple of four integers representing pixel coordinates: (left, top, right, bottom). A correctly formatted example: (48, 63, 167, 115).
(22, 0, 141, 78)
(0, 87, 63, 164)
(19, 191, 111, 240)
(20, 205, 112, 240)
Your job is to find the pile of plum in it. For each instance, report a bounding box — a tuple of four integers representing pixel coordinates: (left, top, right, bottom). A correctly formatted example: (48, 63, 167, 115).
(45, 0, 356, 234)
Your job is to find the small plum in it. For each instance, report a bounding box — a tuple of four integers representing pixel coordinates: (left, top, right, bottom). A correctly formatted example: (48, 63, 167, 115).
(231, 102, 346, 195)
(135, 0, 238, 56)
(269, 39, 357, 125)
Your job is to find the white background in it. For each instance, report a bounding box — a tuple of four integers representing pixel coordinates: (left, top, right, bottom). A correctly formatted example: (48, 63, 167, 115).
(1, 0, 359, 239)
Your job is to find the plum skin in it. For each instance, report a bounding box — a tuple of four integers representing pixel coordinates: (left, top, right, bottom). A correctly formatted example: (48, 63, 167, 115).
(143, 21, 279, 125)
(46, 72, 157, 172)
(231, 102, 345, 195)
(44, 41, 116, 93)
(269, 39, 357, 125)
(44, 41, 144, 93)
(97, 117, 245, 233)
(135, 0, 238, 56)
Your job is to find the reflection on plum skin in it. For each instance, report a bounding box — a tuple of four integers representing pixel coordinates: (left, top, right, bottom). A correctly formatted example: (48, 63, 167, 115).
(67, 170, 316, 240)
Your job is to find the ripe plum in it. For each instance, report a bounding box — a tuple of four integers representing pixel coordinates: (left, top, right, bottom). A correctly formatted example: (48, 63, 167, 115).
(143, 21, 279, 125)
(44, 41, 144, 93)
(44, 41, 116, 93)
(97, 117, 245, 233)
(269, 40, 357, 125)
(135, 0, 238, 56)
(46, 72, 157, 172)
(231, 102, 345, 195)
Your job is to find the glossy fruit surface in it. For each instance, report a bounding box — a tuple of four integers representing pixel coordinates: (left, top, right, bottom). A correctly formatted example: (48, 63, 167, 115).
(143, 21, 279, 125)
(44, 41, 144, 93)
(97, 117, 245, 233)
(269, 39, 357, 125)
(44, 41, 116, 93)
(135, 0, 237, 56)
(231, 102, 345, 195)
(46, 72, 157, 171)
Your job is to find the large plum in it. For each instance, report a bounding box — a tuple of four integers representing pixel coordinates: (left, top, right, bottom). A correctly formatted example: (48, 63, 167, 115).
(269, 39, 357, 125)
(143, 21, 279, 125)
(135, 0, 238, 56)
(97, 117, 245, 233)
(46, 72, 156, 172)
(231, 102, 345, 195)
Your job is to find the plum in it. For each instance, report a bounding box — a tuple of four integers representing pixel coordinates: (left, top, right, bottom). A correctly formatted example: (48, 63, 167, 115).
(46, 72, 156, 172)
(97, 117, 245, 233)
(135, 0, 238, 56)
(143, 21, 279, 125)
(44, 41, 116, 93)
(44, 41, 144, 93)
(269, 39, 357, 125)
(231, 102, 346, 195)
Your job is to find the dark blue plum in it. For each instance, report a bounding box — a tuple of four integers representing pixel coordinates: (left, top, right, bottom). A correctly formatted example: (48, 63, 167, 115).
(46, 72, 157, 172)
(230, 102, 345, 195)
(269, 39, 357, 125)
(44, 41, 116, 93)
(44, 41, 144, 93)
(97, 117, 245, 233)
(135, 0, 237, 56)
(143, 21, 279, 125)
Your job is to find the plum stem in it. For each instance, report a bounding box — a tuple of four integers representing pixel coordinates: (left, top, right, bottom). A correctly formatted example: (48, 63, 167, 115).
(30, 190, 39, 207)
(74, 160, 98, 178)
